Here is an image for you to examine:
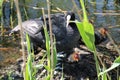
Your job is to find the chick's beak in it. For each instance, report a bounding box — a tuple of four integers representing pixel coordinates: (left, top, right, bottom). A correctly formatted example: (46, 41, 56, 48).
(66, 15, 71, 27)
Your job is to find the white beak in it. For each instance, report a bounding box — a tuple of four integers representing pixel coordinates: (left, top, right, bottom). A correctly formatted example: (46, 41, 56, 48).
(66, 15, 71, 27)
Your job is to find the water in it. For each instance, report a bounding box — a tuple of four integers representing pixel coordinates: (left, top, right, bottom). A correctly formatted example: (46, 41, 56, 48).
(19, 0, 120, 30)
(2, 0, 120, 27)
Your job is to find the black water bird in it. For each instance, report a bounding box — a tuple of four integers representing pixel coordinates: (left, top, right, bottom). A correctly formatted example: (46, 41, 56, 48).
(10, 12, 80, 53)
(94, 28, 108, 44)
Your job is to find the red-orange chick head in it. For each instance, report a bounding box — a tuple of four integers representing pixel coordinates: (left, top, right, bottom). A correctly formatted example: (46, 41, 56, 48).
(73, 53, 80, 61)
(99, 28, 108, 37)
(68, 52, 80, 62)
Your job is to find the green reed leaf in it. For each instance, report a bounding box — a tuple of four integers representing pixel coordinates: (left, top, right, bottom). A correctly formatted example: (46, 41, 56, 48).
(0, 0, 3, 17)
(99, 56, 120, 76)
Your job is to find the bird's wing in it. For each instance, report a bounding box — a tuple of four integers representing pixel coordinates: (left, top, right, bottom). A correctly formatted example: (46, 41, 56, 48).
(10, 19, 44, 35)
(22, 19, 44, 35)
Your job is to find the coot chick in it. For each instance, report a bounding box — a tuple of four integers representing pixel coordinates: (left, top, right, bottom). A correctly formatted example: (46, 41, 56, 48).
(94, 28, 108, 44)
(10, 12, 80, 53)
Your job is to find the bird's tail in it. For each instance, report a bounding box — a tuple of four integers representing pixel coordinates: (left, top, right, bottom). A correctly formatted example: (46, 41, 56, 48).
(9, 25, 20, 35)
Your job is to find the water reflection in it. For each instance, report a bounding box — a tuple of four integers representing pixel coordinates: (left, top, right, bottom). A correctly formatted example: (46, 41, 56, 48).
(20, 0, 75, 19)
(1, 0, 120, 28)
(85, 0, 120, 28)
(25, 0, 46, 19)
(95, 0, 106, 27)
(105, 0, 116, 26)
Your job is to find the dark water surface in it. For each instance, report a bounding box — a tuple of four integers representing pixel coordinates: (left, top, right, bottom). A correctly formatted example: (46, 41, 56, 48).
(19, 0, 120, 43)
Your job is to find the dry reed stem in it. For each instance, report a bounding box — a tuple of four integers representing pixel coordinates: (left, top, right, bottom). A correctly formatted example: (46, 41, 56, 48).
(14, 0, 26, 76)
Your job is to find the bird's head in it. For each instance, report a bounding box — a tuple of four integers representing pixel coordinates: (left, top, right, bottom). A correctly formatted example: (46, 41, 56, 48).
(65, 12, 75, 27)
(73, 52, 80, 62)
(67, 52, 80, 62)
(67, 49, 80, 62)
(99, 28, 108, 38)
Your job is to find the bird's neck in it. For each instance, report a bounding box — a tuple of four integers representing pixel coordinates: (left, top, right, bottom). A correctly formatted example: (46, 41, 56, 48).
(70, 23, 77, 30)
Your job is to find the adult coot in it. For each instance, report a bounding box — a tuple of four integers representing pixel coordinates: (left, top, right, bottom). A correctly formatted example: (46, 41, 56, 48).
(10, 12, 80, 53)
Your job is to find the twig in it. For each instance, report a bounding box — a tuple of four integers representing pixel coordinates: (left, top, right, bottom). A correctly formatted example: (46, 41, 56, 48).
(18, 2, 66, 13)
(14, 0, 26, 76)
(94, 13, 120, 16)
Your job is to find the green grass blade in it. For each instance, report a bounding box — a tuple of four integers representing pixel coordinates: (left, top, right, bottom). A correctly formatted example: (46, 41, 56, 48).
(77, 0, 95, 51)
(53, 37, 57, 69)
(99, 63, 120, 76)
(83, 21, 95, 44)
(78, 0, 100, 79)
(43, 26, 50, 54)
(101, 68, 108, 80)
(75, 21, 95, 51)
(44, 65, 51, 72)
(39, 53, 47, 64)
(25, 55, 32, 80)
(43, 25, 52, 79)
(102, 73, 107, 80)
(0, 0, 3, 17)
(26, 33, 32, 55)
(45, 75, 50, 80)
(99, 56, 120, 76)
(75, 20, 100, 77)
(8, 71, 12, 80)
(25, 64, 30, 80)
(25, 33, 35, 80)
(79, 0, 88, 22)
(43, 26, 51, 69)
(114, 56, 120, 63)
